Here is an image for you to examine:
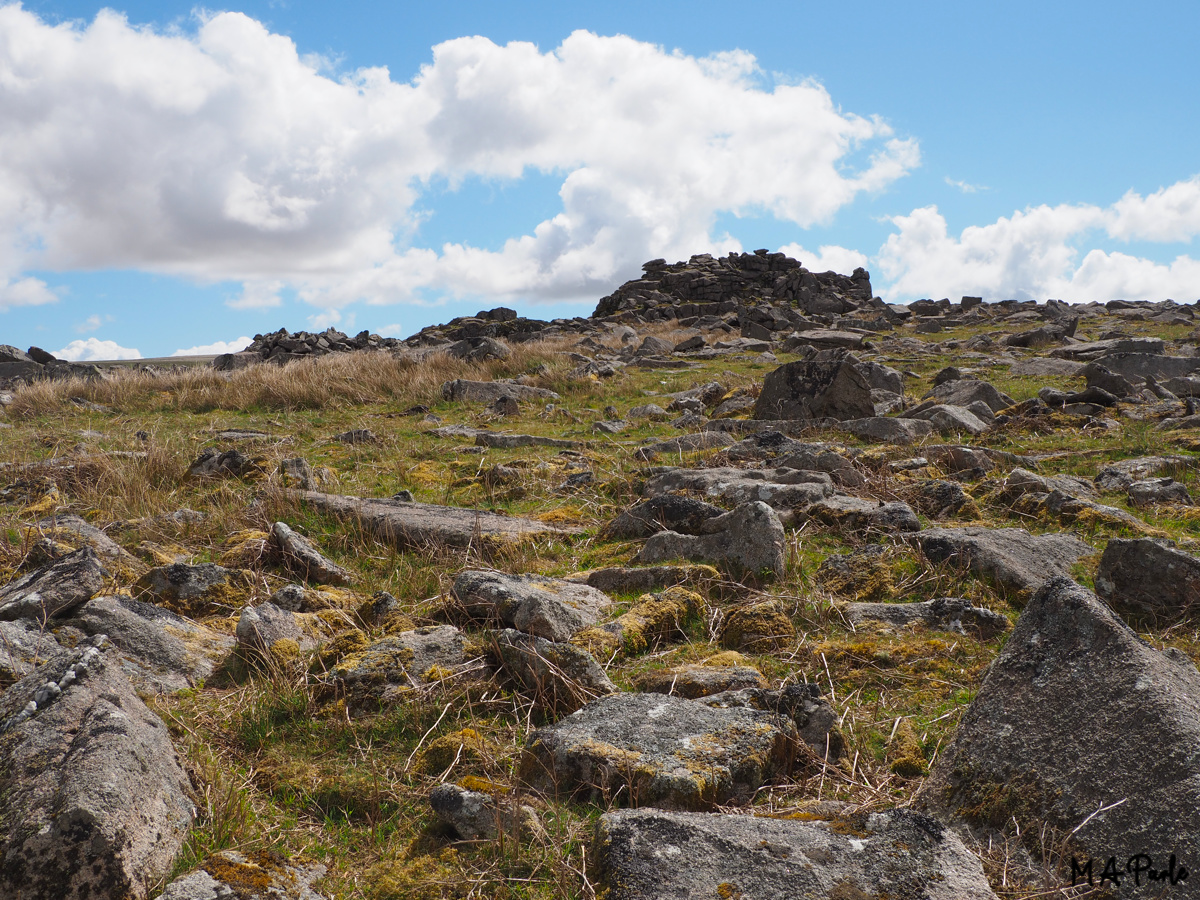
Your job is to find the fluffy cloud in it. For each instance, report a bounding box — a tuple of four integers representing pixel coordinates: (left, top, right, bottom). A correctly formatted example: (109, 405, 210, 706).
(777, 243, 870, 277)
(876, 194, 1200, 303)
(55, 338, 142, 361)
(0, 7, 917, 313)
(171, 337, 252, 356)
(0, 276, 57, 311)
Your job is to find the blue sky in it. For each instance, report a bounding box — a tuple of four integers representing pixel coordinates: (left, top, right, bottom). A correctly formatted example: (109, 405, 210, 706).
(1, 0, 1198, 358)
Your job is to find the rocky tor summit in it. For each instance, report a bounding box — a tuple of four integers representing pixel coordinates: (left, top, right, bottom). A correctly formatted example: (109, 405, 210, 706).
(2, 249, 1200, 898)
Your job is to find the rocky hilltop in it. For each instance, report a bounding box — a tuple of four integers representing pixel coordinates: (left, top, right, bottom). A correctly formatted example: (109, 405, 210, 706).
(2, 255, 1200, 898)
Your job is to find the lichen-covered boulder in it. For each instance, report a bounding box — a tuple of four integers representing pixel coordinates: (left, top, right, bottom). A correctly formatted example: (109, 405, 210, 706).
(452, 570, 611, 643)
(0, 640, 194, 899)
(595, 808, 998, 900)
(634, 501, 785, 578)
(1095, 537, 1200, 624)
(494, 628, 616, 714)
(521, 692, 798, 810)
(919, 577, 1200, 894)
(0, 547, 105, 622)
(752, 350, 876, 421)
(134, 562, 256, 617)
(571, 587, 700, 660)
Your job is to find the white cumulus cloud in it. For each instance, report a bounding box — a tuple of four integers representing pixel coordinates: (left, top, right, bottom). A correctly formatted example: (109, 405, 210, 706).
(56, 338, 142, 361)
(777, 243, 870, 276)
(0, 7, 918, 314)
(876, 194, 1200, 302)
(170, 337, 252, 356)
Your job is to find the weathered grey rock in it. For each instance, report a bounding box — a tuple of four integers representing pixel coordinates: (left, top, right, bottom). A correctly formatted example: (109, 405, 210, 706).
(134, 562, 253, 617)
(448, 335, 510, 362)
(0, 547, 105, 622)
(596, 807, 998, 900)
(697, 684, 843, 758)
(604, 495, 725, 539)
(1000, 466, 1097, 501)
(723, 434, 865, 486)
(626, 403, 669, 420)
(0, 619, 62, 688)
(916, 526, 1092, 597)
(1128, 477, 1193, 506)
(294, 491, 580, 551)
(521, 692, 798, 809)
(840, 415, 933, 444)
(903, 403, 990, 435)
(802, 495, 921, 533)
(901, 479, 978, 519)
(643, 466, 832, 510)
(475, 432, 582, 450)
(635, 431, 734, 459)
(62, 596, 233, 693)
(236, 602, 301, 654)
(31, 514, 129, 561)
(430, 784, 501, 841)
(1095, 537, 1200, 623)
(494, 628, 616, 713)
(582, 565, 718, 595)
(270, 522, 353, 585)
(1163, 375, 1200, 397)
(926, 378, 1015, 413)
(279, 457, 319, 490)
(324, 625, 467, 706)
(1089, 351, 1200, 380)
(0, 641, 193, 899)
(753, 350, 876, 421)
(919, 577, 1200, 897)
(847, 597, 1010, 639)
(186, 447, 261, 478)
(441, 379, 558, 403)
(1080, 361, 1140, 397)
(268, 583, 307, 611)
(452, 570, 612, 642)
(634, 501, 786, 577)
(159, 851, 326, 900)
(633, 662, 768, 699)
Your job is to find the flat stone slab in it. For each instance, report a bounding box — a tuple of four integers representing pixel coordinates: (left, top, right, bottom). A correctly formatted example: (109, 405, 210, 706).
(295, 491, 580, 550)
(916, 526, 1092, 598)
(596, 808, 998, 900)
(474, 432, 582, 450)
(643, 466, 832, 510)
(442, 379, 559, 403)
(847, 597, 1011, 639)
(521, 692, 797, 809)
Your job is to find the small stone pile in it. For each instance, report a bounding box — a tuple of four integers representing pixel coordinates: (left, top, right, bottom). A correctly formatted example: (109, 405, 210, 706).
(213, 327, 404, 370)
(0, 345, 99, 389)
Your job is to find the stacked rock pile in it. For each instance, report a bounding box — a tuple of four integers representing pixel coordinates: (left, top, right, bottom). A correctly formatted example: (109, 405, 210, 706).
(0, 345, 99, 389)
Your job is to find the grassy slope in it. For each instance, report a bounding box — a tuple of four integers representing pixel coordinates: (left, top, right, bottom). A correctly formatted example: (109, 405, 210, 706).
(1, 315, 1198, 898)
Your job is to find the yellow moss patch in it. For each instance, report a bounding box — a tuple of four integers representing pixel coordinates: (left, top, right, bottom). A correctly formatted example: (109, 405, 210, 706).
(405, 461, 445, 488)
(370, 848, 467, 900)
(702, 650, 748, 668)
(888, 718, 927, 778)
(218, 530, 272, 568)
(268, 639, 300, 666)
(20, 487, 62, 516)
(720, 601, 795, 652)
(414, 727, 499, 776)
(535, 506, 584, 525)
(456, 775, 509, 796)
(582, 586, 701, 658)
(315, 629, 370, 668)
(135, 540, 191, 566)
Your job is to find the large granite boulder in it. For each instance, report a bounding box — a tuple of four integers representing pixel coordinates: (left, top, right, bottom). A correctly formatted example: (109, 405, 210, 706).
(596, 808, 998, 900)
(920, 578, 1200, 896)
(634, 501, 786, 577)
(493, 628, 616, 714)
(0, 547, 106, 622)
(1095, 538, 1200, 624)
(134, 562, 255, 618)
(521, 692, 798, 810)
(916, 526, 1092, 599)
(752, 350, 876, 421)
(0, 640, 194, 899)
(61, 596, 233, 693)
(452, 570, 612, 642)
